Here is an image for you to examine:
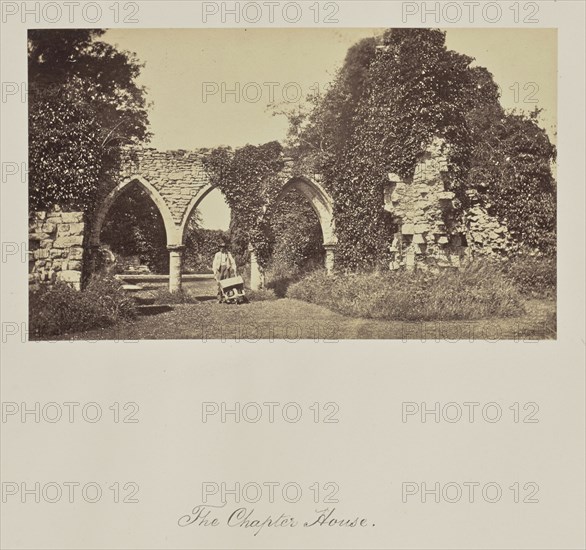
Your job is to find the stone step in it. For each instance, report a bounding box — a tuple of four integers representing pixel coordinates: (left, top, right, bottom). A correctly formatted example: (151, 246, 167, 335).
(121, 284, 144, 292)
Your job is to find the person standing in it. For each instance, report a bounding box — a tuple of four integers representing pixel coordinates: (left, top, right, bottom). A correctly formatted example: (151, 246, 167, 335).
(212, 240, 237, 300)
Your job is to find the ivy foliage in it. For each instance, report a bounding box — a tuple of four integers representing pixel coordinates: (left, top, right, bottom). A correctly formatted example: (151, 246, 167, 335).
(284, 36, 377, 183)
(290, 29, 480, 269)
(267, 191, 325, 279)
(28, 30, 150, 213)
(287, 28, 557, 267)
(203, 142, 326, 273)
(203, 142, 285, 268)
(184, 228, 230, 274)
(466, 108, 556, 253)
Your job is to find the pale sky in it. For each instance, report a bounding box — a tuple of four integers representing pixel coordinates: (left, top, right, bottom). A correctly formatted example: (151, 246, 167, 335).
(103, 28, 557, 230)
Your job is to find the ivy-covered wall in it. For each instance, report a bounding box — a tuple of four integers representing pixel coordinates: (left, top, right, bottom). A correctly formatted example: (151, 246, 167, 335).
(29, 137, 522, 293)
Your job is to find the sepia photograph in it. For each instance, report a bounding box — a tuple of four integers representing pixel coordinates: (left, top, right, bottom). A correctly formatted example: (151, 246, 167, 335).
(27, 27, 558, 341)
(4, 3, 585, 549)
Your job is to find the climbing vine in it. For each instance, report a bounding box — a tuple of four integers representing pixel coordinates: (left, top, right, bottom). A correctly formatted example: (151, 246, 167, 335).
(202, 141, 285, 268)
(287, 28, 557, 267)
(466, 108, 557, 253)
(290, 29, 478, 269)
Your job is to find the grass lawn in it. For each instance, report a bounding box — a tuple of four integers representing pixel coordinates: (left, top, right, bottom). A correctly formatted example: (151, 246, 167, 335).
(49, 296, 556, 342)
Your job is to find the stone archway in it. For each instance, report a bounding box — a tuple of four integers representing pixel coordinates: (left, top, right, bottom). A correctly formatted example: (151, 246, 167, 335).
(179, 176, 337, 290)
(91, 148, 215, 292)
(179, 183, 247, 287)
(181, 181, 267, 290)
(273, 176, 337, 276)
(179, 184, 218, 245)
(91, 176, 180, 246)
(90, 175, 183, 289)
(88, 148, 338, 293)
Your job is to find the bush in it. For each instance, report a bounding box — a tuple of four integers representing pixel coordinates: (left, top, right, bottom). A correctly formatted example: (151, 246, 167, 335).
(265, 254, 326, 298)
(287, 263, 525, 321)
(29, 276, 136, 338)
(500, 255, 556, 298)
(265, 260, 298, 298)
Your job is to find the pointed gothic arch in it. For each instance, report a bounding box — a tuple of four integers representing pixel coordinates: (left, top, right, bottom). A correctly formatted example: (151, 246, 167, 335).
(90, 176, 180, 247)
(179, 184, 219, 245)
(272, 176, 337, 276)
(274, 176, 337, 247)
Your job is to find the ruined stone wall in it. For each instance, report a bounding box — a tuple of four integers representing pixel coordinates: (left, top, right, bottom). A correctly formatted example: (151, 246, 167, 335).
(30, 141, 515, 292)
(29, 207, 86, 290)
(384, 137, 512, 270)
(117, 147, 210, 225)
(464, 200, 515, 258)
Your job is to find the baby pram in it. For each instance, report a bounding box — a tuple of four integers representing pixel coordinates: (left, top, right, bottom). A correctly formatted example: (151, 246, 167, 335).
(218, 275, 248, 304)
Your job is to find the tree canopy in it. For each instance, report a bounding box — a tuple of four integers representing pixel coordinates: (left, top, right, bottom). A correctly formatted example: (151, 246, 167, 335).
(28, 29, 150, 212)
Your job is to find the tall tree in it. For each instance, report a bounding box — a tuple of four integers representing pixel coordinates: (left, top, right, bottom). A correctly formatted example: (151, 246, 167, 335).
(28, 29, 150, 212)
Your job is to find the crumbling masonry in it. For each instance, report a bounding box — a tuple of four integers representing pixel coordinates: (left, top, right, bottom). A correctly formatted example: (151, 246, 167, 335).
(384, 137, 512, 271)
(29, 138, 511, 292)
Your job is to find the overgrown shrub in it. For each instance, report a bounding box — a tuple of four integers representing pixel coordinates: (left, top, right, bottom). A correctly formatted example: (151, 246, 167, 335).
(29, 276, 136, 338)
(265, 256, 325, 298)
(287, 263, 525, 321)
(500, 255, 556, 298)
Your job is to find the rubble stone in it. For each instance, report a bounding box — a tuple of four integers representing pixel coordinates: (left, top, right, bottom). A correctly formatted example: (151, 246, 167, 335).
(382, 137, 513, 269)
(29, 207, 86, 291)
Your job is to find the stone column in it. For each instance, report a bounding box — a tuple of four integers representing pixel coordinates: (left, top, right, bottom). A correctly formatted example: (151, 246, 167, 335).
(324, 244, 336, 275)
(167, 244, 185, 293)
(249, 245, 264, 291)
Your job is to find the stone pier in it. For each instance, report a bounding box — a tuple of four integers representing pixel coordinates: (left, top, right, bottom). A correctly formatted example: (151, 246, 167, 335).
(324, 244, 336, 275)
(167, 245, 185, 293)
(249, 246, 265, 291)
